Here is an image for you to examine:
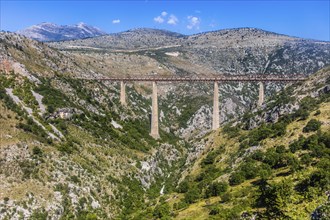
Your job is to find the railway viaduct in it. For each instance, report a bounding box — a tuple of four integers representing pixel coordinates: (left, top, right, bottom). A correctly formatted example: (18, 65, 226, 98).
(82, 75, 306, 139)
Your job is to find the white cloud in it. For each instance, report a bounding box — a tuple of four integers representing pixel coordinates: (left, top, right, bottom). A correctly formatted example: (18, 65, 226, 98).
(154, 16, 164, 23)
(161, 11, 168, 17)
(187, 16, 200, 30)
(167, 14, 178, 25)
(154, 11, 169, 24)
(112, 19, 120, 24)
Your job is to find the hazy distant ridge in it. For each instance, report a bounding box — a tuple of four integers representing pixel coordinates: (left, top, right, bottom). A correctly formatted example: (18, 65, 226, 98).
(16, 22, 107, 42)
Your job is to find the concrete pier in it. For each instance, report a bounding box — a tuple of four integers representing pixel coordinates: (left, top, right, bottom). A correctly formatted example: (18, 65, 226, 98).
(258, 82, 264, 107)
(120, 81, 126, 106)
(80, 75, 303, 136)
(212, 81, 220, 130)
(150, 81, 160, 139)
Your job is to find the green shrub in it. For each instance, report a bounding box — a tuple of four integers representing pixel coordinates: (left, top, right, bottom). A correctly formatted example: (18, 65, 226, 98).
(201, 151, 217, 167)
(294, 108, 310, 120)
(57, 141, 75, 154)
(239, 161, 259, 179)
(209, 206, 220, 215)
(229, 172, 245, 186)
(222, 124, 240, 138)
(257, 180, 293, 218)
(184, 185, 201, 204)
(220, 192, 232, 203)
(198, 164, 221, 182)
(251, 150, 264, 161)
(300, 154, 312, 166)
(275, 145, 286, 154)
(303, 119, 321, 133)
(285, 153, 300, 172)
(32, 146, 43, 156)
(262, 150, 280, 168)
(253, 124, 274, 141)
(70, 175, 80, 184)
(292, 96, 319, 120)
(177, 179, 190, 193)
(296, 158, 330, 194)
(205, 182, 228, 198)
(271, 122, 287, 137)
(153, 203, 171, 219)
(289, 136, 305, 153)
(242, 121, 288, 148)
(319, 132, 330, 148)
(258, 164, 272, 180)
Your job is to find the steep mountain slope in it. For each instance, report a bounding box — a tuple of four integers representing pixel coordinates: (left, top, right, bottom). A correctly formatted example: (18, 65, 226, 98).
(0, 32, 189, 219)
(0, 29, 329, 219)
(49, 28, 185, 50)
(50, 27, 330, 76)
(150, 66, 330, 220)
(17, 22, 107, 42)
(183, 28, 329, 75)
(48, 27, 330, 139)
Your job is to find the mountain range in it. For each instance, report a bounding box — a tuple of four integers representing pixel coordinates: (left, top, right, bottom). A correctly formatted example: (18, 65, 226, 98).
(16, 22, 107, 42)
(0, 24, 330, 219)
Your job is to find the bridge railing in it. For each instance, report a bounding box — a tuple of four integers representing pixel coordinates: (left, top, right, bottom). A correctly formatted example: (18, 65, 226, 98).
(78, 74, 306, 82)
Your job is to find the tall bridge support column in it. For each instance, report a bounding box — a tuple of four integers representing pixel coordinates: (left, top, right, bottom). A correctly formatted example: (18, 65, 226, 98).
(120, 81, 126, 106)
(258, 82, 265, 107)
(150, 81, 160, 139)
(212, 81, 220, 130)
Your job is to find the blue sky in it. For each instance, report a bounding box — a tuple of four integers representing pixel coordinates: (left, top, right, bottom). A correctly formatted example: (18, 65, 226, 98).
(1, 0, 329, 41)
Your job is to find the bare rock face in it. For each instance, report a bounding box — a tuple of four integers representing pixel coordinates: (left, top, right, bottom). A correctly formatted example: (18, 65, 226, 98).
(220, 97, 245, 124)
(137, 143, 183, 188)
(319, 85, 330, 95)
(176, 105, 212, 139)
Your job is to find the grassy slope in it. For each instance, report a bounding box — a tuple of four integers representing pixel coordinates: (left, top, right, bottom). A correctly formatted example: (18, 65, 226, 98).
(164, 68, 330, 220)
(173, 104, 329, 219)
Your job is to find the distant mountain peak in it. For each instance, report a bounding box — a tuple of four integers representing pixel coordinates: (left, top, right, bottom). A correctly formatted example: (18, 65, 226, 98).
(17, 22, 107, 42)
(76, 22, 90, 29)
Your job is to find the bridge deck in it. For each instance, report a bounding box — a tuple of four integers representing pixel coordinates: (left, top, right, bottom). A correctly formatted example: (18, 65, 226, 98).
(79, 75, 306, 82)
